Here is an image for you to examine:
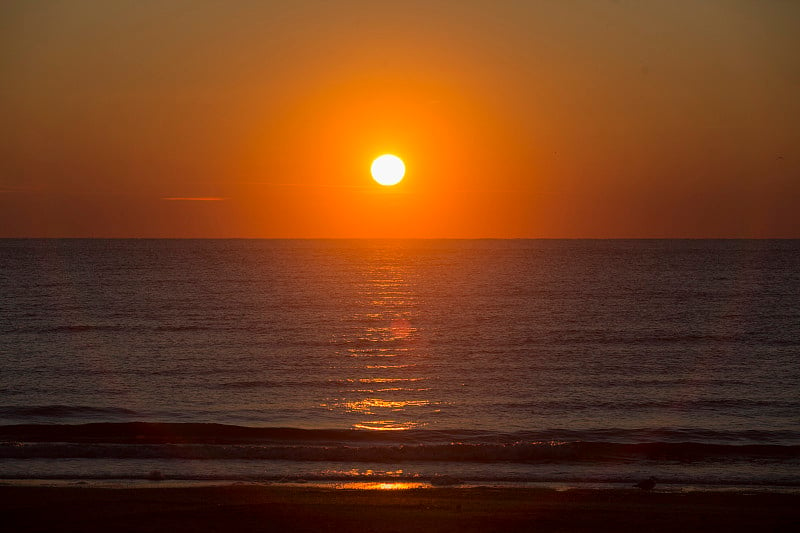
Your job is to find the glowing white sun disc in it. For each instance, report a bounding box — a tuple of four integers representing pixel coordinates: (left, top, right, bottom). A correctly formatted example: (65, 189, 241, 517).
(371, 154, 405, 186)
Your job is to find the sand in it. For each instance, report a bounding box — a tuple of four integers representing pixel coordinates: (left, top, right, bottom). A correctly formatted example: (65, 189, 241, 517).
(2, 484, 799, 532)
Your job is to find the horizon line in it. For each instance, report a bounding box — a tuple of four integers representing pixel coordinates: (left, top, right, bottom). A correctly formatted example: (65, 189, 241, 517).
(1, 237, 798, 241)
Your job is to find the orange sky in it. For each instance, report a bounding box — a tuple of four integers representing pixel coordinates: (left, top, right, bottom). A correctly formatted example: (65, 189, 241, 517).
(2, 1, 799, 237)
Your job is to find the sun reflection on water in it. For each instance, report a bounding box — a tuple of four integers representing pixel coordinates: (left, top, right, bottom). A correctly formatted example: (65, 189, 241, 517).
(322, 250, 435, 431)
(345, 398, 431, 412)
(352, 421, 422, 431)
(336, 481, 426, 490)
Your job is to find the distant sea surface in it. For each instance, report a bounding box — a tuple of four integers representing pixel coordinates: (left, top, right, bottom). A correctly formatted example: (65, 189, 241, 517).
(1, 239, 799, 489)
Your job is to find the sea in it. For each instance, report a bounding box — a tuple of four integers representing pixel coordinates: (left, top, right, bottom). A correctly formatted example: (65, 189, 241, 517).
(1, 239, 799, 490)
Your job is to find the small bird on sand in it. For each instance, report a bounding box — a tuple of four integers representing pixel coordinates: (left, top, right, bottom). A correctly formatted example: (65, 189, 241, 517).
(634, 477, 656, 490)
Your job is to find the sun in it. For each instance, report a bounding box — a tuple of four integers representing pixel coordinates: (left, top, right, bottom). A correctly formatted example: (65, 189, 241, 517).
(371, 154, 405, 186)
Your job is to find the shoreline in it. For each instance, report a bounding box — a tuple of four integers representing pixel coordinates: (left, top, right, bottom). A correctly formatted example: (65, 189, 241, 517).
(3, 484, 800, 532)
(3, 477, 800, 495)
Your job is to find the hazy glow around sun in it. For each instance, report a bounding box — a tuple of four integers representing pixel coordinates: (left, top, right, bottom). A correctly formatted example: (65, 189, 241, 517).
(371, 154, 405, 186)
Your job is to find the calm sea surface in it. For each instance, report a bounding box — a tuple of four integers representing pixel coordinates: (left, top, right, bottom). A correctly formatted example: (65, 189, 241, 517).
(1, 239, 799, 489)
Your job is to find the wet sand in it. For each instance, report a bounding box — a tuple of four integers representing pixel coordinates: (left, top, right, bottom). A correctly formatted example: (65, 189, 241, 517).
(2, 484, 799, 532)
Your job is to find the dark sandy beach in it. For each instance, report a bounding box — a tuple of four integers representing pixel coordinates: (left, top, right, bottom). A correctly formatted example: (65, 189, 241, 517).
(2, 484, 799, 532)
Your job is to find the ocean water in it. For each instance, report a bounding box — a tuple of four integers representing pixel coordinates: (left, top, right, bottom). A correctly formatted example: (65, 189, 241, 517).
(1, 239, 799, 489)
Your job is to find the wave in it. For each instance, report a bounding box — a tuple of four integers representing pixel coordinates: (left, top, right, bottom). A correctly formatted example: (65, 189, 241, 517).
(1, 440, 797, 464)
(1, 464, 799, 488)
(494, 398, 800, 411)
(0, 406, 141, 419)
(1, 423, 799, 464)
(7, 323, 798, 348)
(2, 422, 799, 445)
(6, 324, 132, 333)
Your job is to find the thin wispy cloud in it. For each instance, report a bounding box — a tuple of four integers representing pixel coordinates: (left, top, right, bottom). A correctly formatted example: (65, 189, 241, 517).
(161, 197, 228, 201)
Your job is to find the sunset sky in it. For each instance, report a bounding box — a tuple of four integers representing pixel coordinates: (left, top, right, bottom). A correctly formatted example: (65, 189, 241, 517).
(2, 0, 798, 238)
